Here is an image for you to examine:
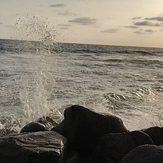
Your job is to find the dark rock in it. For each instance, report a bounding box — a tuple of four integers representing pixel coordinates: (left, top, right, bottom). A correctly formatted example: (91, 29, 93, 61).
(37, 116, 58, 130)
(142, 126, 163, 145)
(63, 105, 128, 155)
(20, 122, 47, 133)
(0, 131, 67, 163)
(91, 131, 154, 163)
(119, 144, 163, 163)
(66, 151, 92, 163)
(51, 120, 66, 136)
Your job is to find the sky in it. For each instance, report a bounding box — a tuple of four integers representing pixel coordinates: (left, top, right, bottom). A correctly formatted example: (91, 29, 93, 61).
(0, 0, 163, 47)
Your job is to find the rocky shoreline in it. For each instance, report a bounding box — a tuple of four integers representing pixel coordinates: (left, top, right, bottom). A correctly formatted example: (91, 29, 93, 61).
(0, 105, 163, 163)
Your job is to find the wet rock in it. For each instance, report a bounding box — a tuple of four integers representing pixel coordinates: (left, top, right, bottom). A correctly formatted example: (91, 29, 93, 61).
(142, 126, 163, 145)
(20, 122, 47, 133)
(119, 144, 163, 163)
(63, 105, 128, 155)
(91, 131, 153, 163)
(0, 131, 67, 163)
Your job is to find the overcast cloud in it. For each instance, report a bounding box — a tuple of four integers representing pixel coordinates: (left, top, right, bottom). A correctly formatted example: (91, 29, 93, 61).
(69, 17, 97, 25)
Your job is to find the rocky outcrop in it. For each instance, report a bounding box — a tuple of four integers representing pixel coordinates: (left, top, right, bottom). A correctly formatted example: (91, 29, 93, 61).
(91, 131, 153, 163)
(119, 144, 163, 163)
(59, 105, 128, 155)
(142, 126, 163, 145)
(1, 105, 163, 163)
(0, 131, 67, 163)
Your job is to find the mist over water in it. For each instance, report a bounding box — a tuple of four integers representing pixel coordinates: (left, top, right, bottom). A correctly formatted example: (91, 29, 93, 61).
(0, 16, 163, 132)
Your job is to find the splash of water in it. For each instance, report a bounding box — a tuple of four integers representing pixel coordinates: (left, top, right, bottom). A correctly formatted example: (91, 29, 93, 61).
(12, 15, 63, 129)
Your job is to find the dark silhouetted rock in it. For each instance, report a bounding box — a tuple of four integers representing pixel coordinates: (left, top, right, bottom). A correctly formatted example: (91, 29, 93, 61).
(51, 120, 66, 136)
(119, 144, 163, 163)
(63, 105, 128, 155)
(91, 131, 153, 163)
(0, 131, 67, 163)
(20, 122, 47, 133)
(142, 126, 163, 145)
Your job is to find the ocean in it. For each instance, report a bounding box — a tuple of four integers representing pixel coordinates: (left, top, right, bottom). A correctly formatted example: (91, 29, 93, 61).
(0, 38, 163, 132)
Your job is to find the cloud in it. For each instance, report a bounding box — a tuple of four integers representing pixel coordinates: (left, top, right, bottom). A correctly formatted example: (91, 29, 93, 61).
(145, 16, 163, 22)
(144, 29, 155, 33)
(134, 29, 155, 34)
(101, 28, 119, 33)
(134, 21, 161, 27)
(123, 26, 138, 29)
(0, 22, 2, 25)
(50, 3, 66, 8)
(58, 11, 76, 16)
(132, 17, 141, 20)
(134, 29, 143, 34)
(69, 17, 96, 25)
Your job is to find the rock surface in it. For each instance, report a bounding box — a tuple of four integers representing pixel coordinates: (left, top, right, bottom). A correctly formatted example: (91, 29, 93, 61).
(0, 131, 67, 163)
(91, 131, 154, 163)
(20, 122, 47, 133)
(63, 105, 128, 155)
(142, 126, 163, 145)
(119, 144, 163, 163)
(20, 116, 58, 133)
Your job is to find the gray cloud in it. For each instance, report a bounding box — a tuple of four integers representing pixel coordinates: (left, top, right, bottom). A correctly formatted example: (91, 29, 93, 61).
(145, 16, 163, 22)
(134, 29, 143, 34)
(135, 29, 155, 34)
(50, 3, 66, 8)
(101, 28, 119, 33)
(132, 17, 141, 20)
(145, 29, 154, 33)
(58, 11, 76, 16)
(0, 22, 2, 25)
(134, 21, 161, 27)
(69, 17, 96, 25)
(123, 26, 138, 29)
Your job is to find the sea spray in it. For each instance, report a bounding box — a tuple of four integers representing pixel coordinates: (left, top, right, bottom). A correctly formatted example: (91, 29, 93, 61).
(12, 15, 63, 130)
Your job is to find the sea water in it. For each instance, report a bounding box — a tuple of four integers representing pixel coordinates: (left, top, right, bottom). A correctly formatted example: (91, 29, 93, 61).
(1, 16, 163, 132)
(1, 38, 163, 132)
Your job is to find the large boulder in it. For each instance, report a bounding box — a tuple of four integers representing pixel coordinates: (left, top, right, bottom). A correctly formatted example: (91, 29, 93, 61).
(119, 144, 163, 163)
(142, 126, 163, 145)
(51, 120, 66, 136)
(0, 131, 67, 163)
(91, 131, 154, 163)
(20, 122, 47, 133)
(62, 105, 128, 155)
